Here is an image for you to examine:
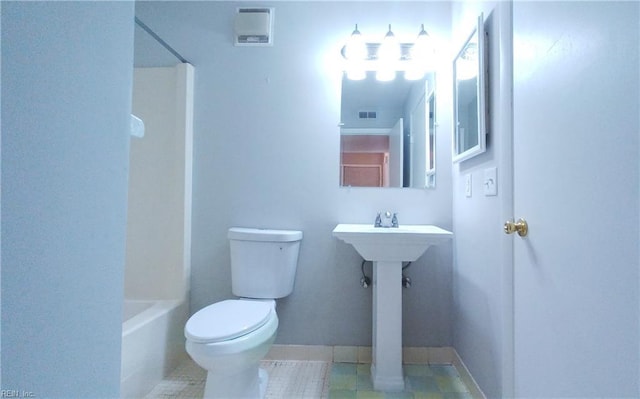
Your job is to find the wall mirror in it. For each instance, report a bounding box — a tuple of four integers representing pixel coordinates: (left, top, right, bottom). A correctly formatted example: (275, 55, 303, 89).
(452, 13, 487, 163)
(339, 72, 436, 188)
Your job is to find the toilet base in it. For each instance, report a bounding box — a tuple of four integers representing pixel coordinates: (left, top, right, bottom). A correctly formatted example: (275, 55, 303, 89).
(203, 365, 269, 399)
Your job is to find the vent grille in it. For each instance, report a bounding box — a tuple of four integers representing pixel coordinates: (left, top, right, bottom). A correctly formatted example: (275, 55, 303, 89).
(239, 8, 270, 13)
(358, 111, 377, 119)
(237, 35, 269, 45)
(235, 8, 273, 46)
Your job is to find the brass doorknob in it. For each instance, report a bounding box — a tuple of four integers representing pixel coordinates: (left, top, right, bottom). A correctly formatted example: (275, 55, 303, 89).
(504, 218, 528, 237)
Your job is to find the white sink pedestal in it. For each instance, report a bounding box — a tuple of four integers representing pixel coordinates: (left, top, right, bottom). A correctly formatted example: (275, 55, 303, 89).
(371, 260, 405, 391)
(332, 224, 453, 393)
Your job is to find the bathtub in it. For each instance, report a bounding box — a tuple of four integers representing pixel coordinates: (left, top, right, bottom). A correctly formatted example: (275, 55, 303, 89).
(121, 299, 189, 398)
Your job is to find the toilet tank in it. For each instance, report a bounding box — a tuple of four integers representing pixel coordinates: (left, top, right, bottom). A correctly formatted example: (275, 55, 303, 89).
(228, 227, 303, 299)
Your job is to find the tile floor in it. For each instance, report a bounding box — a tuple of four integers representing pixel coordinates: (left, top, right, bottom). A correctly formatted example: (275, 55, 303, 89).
(145, 359, 330, 398)
(145, 358, 473, 399)
(328, 363, 473, 399)
(145, 360, 206, 398)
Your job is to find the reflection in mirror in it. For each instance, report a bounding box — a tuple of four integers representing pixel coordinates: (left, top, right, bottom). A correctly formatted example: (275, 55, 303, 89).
(339, 72, 436, 188)
(452, 14, 486, 163)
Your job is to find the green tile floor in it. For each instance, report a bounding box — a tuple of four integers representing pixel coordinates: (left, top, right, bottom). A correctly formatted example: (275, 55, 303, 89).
(328, 363, 473, 399)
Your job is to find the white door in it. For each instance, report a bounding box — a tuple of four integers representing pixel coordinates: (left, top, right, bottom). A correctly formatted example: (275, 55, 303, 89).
(512, 2, 639, 397)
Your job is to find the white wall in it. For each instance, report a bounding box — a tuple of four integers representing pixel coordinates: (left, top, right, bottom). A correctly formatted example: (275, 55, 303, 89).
(1, 2, 134, 396)
(135, 1, 454, 346)
(127, 64, 194, 301)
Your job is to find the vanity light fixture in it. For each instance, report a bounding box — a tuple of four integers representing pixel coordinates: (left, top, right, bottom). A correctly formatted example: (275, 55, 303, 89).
(341, 24, 434, 81)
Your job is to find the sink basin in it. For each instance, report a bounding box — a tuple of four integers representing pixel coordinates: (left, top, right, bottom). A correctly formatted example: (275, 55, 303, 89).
(332, 223, 453, 262)
(332, 223, 453, 391)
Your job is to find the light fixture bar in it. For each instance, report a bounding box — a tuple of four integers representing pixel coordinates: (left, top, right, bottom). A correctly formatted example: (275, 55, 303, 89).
(342, 24, 435, 81)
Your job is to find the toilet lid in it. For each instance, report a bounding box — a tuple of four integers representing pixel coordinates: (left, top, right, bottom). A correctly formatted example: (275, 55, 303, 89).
(185, 300, 274, 344)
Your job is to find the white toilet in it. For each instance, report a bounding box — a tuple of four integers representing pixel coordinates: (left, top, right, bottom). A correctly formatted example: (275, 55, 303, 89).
(184, 227, 303, 399)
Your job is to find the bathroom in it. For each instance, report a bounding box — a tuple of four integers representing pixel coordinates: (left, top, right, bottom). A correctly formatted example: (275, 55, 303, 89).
(1, 1, 638, 399)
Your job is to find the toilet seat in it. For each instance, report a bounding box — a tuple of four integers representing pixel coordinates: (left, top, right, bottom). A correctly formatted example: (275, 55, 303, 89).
(185, 299, 274, 344)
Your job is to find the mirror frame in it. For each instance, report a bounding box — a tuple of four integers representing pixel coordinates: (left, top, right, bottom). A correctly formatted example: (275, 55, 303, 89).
(452, 13, 487, 163)
(408, 79, 436, 189)
(426, 90, 436, 187)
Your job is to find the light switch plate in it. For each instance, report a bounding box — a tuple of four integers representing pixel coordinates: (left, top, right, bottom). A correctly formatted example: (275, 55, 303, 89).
(484, 167, 497, 196)
(465, 174, 472, 197)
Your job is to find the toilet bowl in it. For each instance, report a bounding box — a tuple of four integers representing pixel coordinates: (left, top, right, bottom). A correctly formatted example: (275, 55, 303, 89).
(184, 227, 302, 399)
(185, 299, 278, 398)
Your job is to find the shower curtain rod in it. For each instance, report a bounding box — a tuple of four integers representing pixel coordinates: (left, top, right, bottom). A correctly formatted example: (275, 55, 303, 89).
(135, 17, 188, 64)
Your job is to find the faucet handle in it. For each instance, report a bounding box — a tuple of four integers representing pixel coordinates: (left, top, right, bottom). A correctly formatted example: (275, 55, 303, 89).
(391, 212, 399, 227)
(374, 212, 382, 227)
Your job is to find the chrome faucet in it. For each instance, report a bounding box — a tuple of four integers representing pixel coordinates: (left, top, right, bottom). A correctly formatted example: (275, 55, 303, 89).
(375, 211, 399, 228)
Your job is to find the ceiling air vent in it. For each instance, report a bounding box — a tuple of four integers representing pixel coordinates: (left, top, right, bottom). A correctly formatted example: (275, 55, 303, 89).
(234, 8, 274, 46)
(358, 111, 377, 119)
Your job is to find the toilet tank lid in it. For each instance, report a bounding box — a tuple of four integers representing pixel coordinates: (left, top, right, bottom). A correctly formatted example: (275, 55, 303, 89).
(228, 227, 303, 242)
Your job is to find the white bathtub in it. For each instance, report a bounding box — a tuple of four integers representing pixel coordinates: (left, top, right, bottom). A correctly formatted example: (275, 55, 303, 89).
(121, 299, 188, 398)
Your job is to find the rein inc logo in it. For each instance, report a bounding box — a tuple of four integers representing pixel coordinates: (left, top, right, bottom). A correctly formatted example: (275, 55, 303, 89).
(1, 391, 35, 398)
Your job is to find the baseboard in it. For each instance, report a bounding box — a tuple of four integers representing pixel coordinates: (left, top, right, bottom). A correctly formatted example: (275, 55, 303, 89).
(265, 344, 334, 362)
(265, 344, 486, 399)
(452, 347, 487, 399)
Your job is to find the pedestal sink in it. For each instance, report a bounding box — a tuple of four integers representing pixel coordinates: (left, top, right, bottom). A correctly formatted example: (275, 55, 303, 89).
(332, 223, 453, 391)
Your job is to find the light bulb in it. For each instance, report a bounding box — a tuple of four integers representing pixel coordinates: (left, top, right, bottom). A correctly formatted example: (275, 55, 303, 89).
(378, 25, 401, 62)
(412, 25, 434, 61)
(376, 25, 400, 81)
(344, 24, 367, 61)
